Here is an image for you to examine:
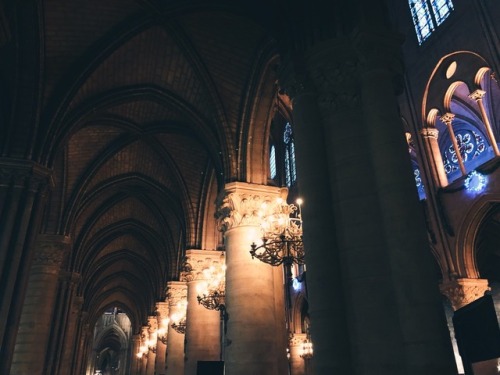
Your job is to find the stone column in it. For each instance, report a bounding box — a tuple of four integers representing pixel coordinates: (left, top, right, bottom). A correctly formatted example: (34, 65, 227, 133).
(140, 325, 149, 375)
(181, 249, 224, 375)
(215, 182, 288, 375)
(289, 333, 307, 375)
(468, 89, 500, 156)
(441, 112, 467, 175)
(131, 334, 142, 374)
(278, 61, 353, 375)
(146, 316, 157, 375)
(281, 30, 456, 374)
(0, 159, 51, 373)
(420, 128, 449, 188)
(440, 278, 499, 375)
(165, 281, 187, 375)
(10, 234, 70, 374)
(58, 292, 84, 375)
(156, 302, 169, 375)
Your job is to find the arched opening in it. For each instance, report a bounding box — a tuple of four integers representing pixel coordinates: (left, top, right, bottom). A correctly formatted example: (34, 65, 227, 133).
(88, 307, 132, 375)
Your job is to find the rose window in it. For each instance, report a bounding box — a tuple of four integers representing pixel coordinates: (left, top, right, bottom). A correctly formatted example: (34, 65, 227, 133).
(443, 130, 486, 174)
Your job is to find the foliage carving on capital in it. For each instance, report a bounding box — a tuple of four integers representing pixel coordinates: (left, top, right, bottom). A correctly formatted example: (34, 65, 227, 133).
(289, 333, 307, 347)
(148, 316, 157, 332)
(180, 251, 224, 282)
(309, 58, 360, 112)
(33, 237, 70, 267)
(215, 187, 286, 233)
(156, 302, 169, 319)
(440, 278, 490, 311)
(166, 282, 187, 307)
(0, 159, 53, 192)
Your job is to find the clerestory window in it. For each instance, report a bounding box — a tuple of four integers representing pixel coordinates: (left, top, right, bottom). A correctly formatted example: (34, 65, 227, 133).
(409, 0, 454, 44)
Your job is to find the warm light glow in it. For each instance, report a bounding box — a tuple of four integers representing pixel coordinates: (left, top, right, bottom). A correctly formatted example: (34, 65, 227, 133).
(299, 340, 313, 360)
(296, 198, 303, 205)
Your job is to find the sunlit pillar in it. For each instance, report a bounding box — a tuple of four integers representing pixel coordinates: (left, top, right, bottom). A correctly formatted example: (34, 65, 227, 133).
(146, 316, 157, 375)
(182, 249, 223, 375)
(441, 113, 467, 175)
(155, 302, 169, 375)
(140, 325, 149, 375)
(11, 235, 70, 375)
(165, 281, 187, 375)
(468, 89, 500, 156)
(289, 333, 306, 375)
(420, 127, 449, 187)
(215, 182, 288, 375)
(440, 278, 500, 375)
(132, 334, 142, 374)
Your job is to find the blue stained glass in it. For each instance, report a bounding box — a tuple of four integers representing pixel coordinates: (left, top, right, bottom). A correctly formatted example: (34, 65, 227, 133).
(443, 130, 486, 175)
(270, 145, 277, 179)
(431, 0, 454, 25)
(284, 122, 297, 187)
(414, 167, 427, 200)
(410, 0, 435, 44)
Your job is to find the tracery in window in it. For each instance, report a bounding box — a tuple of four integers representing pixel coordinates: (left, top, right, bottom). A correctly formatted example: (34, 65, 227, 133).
(284, 123, 297, 187)
(406, 131, 426, 200)
(409, 0, 453, 44)
(269, 144, 277, 179)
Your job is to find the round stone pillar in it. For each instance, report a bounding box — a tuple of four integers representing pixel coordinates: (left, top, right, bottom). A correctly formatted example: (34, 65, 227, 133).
(420, 128, 448, 188)
(289, 333, 307, 375)
(165, 281, 187, 375)
(146, 316, 157, 375)
(0, 159, 51, 374)
(181, 249, 224, 375)
(280, 30, 456, 374)
(132, 334, 142, 374)
(11, 234, 70, 375)
(155, 302, 169, 375)
(215, 182, 288, 375)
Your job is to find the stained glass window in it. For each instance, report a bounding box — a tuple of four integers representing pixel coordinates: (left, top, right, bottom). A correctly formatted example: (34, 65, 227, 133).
(284, 123, 297, 187)
(270, 145, 277, 179)
(409, 0, 453, 44)
(431, 0, 454, 26)
(442, 129, 486, 175)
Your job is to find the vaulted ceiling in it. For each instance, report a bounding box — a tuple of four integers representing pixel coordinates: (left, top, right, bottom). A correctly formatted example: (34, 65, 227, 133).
(1, 0, 284, 329)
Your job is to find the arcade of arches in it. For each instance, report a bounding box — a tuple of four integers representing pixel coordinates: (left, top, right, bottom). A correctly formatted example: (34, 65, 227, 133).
(2, 1, 500, 375)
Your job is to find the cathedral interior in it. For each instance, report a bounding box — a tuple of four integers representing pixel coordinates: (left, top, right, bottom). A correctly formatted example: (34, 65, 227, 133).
(2, 1, 500, 374)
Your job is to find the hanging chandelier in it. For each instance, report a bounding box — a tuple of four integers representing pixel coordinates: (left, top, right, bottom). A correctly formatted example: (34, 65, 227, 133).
(171, 316, 187, 334)
(299, 340, 313, 360)
(170, 300, 188, 334)
(156, 318, 169, 344)
(197, 264, 226, 312)
(250, 198, 305, 267)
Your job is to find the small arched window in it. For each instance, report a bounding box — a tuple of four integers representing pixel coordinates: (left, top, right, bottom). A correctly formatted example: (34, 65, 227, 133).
(269, 144, 277, 179)
(284, 123, 297, 187)
(409, 0, 454, 44)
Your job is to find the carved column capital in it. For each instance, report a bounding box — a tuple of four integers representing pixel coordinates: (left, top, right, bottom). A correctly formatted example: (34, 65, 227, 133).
(166, 281, 187, 307)
(420, 127, 439, 139)
(468, 89, 486, 101)
(180, 250, 225, 282)
(156, 302, 169, 319)
(0, 158, 53, 192)
(440, 112, 455, 124)
(215, 182, 288, 233)
(33, 235, 71, 268)
(440, 278, 491, 311)
(148, 316, 158, 332)
(289, 333, 307, 347)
